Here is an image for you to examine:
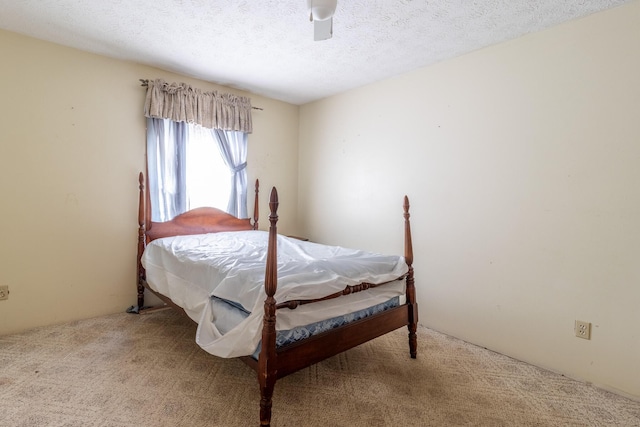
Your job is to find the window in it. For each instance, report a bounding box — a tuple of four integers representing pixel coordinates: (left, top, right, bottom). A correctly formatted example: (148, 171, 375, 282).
(185, 123, 231, 211)
(146, 117, 248, 222)
(142, 79, 252, 222)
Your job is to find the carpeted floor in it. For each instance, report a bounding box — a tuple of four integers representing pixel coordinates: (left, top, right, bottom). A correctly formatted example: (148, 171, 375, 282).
(1, 309, 639, 427)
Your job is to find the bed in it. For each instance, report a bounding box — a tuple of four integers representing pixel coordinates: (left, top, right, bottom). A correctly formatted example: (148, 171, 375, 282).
(135, 172, 418, 426)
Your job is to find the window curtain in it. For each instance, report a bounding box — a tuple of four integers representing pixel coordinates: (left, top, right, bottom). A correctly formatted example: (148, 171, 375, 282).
(146, 118, 187, 222)
(213, 129, 248, 218)
(143, 79, 253, 133)
(143, 79, 253, 220)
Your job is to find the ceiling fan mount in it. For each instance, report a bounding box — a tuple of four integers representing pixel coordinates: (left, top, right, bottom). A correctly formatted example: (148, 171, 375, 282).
(307, 0, 337, 41)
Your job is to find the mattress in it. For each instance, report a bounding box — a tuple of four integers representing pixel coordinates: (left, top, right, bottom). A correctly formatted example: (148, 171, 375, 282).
(142, 230, 408, 358)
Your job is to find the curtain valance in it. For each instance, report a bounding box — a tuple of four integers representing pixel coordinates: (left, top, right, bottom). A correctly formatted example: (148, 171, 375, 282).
(143, 79, 253, 133)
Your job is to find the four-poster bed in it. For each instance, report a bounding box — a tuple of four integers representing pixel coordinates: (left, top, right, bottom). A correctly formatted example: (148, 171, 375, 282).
(135, 172, 418, 426)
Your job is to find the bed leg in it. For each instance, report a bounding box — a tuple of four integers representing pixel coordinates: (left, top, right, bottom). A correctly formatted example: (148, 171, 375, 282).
(407, 265, 418, 359)
(408, 321, 418, 359)
(259, 378, 275, 426)
(258, 290, 277, 427)
(137, 281, 145, 310)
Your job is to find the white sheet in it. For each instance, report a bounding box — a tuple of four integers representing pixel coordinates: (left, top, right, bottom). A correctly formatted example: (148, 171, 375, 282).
(142, 231, 408, 358)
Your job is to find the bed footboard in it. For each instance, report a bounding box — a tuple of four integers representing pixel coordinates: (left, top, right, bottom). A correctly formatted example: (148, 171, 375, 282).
(255, 191, 417, 427)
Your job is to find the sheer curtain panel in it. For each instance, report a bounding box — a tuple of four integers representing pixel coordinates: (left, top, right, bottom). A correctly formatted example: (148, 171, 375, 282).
(214, 129, 248, 218)
(146, 118, 187, 222)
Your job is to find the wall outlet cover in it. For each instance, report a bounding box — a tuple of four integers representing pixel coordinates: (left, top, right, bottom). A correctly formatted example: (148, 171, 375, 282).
(575, 320, 591, 340)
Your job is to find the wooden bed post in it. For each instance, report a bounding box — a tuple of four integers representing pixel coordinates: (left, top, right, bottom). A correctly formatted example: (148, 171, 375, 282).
(136, 172, 147, 309)
(404, 196, 418, 359)
(253, 179, 260, 230)
(258, 187, 279, 427)
(145, 171, 152, 231)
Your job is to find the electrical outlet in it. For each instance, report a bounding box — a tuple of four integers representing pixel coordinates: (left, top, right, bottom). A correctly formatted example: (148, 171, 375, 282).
(0, 285, 8, 301)
(575, 320, 591, 340)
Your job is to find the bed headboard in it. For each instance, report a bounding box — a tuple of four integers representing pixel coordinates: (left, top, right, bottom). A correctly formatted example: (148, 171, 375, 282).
(137, 172, 260, 243)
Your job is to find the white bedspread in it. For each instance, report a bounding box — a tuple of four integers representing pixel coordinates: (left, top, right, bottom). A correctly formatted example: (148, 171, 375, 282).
(142, 231, 408, 358)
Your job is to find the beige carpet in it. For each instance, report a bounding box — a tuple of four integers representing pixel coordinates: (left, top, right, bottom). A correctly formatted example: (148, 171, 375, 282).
(1, 309, 639, 427)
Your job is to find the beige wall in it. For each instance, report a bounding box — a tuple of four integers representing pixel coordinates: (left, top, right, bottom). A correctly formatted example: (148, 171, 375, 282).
(0, 30, 299, 335)
(298, 2, 640, 399)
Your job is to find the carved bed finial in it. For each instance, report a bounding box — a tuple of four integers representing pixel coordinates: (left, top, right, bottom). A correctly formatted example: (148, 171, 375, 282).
(265, 187, 279, 298)
(403, 195, 413, 267)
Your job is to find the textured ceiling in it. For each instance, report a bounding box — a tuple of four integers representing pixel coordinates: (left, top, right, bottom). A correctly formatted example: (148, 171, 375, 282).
(0, 0, 632, 105)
